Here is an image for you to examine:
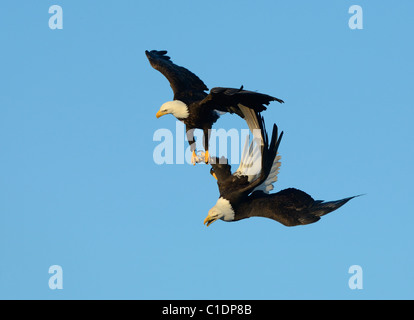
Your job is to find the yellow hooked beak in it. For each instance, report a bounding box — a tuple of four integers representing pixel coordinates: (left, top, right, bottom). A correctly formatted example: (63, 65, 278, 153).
(204, 213, 218, 227)
(212, 172, 217, 180)
(156, 110, 168, 118)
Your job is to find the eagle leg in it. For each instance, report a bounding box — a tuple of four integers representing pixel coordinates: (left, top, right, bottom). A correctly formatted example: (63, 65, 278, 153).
(204, 150, 210, 164)
(203, 128, 211, 165)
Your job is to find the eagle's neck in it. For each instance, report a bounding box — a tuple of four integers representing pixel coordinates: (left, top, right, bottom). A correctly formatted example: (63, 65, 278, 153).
(216, 197, 235, 221)
(164, 100, 189, 119)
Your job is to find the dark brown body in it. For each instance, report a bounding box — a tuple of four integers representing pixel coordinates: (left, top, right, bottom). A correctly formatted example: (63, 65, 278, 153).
(233, 188, 357, 226)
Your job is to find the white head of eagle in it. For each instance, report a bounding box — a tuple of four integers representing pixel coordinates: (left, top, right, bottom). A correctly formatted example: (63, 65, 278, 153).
(204, 197, 235, 227)
(156, 100, 189, 120)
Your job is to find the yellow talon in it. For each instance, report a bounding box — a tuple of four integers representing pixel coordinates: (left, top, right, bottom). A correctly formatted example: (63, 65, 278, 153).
(191, 151, 197, 166)
(205, 150, 209, 164)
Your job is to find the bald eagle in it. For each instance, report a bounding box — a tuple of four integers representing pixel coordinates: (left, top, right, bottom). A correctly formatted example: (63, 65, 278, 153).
(204, 113, 358, 227)
(145, 50, 284, 164)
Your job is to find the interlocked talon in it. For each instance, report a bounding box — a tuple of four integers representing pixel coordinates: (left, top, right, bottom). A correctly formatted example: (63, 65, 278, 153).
(191, 151, 209, 165)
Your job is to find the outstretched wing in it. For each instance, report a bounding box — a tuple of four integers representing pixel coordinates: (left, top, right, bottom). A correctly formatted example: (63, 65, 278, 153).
(145, 50, 208, 101)
(210, 113, 283, 198)
(235, 105, 282, 193)
(236, 116, 284, 196)
(198, 86, 284, 117)
(209, 119, 261, 196)
(214, 109, 263, 186)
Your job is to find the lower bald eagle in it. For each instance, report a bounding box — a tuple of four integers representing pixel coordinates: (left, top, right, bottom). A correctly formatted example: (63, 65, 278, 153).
(204, 113, 359, 227)
(145, 50, 284, 164)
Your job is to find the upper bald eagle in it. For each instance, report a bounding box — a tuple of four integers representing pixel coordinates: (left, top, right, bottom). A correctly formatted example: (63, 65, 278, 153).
(145, 50, 284, 165)
(204, 113, 359, 227)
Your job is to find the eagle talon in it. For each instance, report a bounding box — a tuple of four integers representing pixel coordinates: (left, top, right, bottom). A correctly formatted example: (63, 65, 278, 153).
(204, 151, 210, 164)
(191, 151, 198, 165)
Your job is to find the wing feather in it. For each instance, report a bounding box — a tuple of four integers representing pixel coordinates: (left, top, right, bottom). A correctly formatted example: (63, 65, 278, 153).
(145, 50, 208, 100)
(200, 86, 284, 117)
(236, 120, 284, 196)
(253, 154, 282, 193)
(237, 104, 261, 136)
(234, 134, 262, 181)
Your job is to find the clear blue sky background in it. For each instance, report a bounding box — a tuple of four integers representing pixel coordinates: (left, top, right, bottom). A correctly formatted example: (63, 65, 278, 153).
(1, 1, 413, 299)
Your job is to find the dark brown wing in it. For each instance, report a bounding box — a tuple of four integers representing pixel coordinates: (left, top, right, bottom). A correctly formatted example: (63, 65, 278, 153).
(145, 50, 208, 101)
(198, 86, 284, 117)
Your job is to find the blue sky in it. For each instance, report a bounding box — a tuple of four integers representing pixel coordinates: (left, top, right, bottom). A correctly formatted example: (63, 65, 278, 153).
(1, 0, 413, 299)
